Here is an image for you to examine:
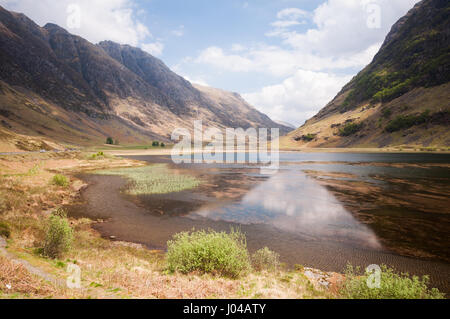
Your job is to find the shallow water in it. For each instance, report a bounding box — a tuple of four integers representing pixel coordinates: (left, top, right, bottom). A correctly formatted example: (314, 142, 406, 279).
(68, 152, 450, 292)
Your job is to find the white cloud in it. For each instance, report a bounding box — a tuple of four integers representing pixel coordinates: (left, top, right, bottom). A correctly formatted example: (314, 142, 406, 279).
(171, 25, 185, 37)
(195, 42, 382, 78)
(0, 0, 152, 46)
(270, 20, 303, 28)
(195, 47, 254, 72)
(190, 0, 420, 126)
(276, 8, 308, 20)
(243, 70, 352, 126)
(231, 44, 246, 52)
(141, 42, 165, 56)
(273, 0, 419, 56)
(182, 75, 209, 87)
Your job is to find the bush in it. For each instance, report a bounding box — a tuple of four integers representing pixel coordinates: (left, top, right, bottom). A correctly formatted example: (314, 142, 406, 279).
(152, 141, 160, 147)
(42, 210, 74, 259)
(51, 174, 69, 187)
(340, 264, 444, 299)
(301, 134, 316, 142)
(160, 143, 165, 147)
(338, 122, 363, 136)
(0, 221, 11, 238)
(166, 229, 251, 278)
(106, 137, 114, 145)
(385, 111, 431, 133)
(381, 108, 392, 118)
(251, 247, 280, 272)
(88, 151, 105, 160)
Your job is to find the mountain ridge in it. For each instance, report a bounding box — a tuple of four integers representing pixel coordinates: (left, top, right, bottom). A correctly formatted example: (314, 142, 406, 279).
(0, 6, 290, 148)
(282, 0, 449, 149)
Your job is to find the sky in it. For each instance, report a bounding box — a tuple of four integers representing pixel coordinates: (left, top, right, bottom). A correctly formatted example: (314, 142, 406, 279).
(0, 0, 420, 126)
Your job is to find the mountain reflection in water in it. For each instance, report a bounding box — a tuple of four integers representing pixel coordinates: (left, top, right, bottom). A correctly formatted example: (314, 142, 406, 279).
(191, 171, 381, 250)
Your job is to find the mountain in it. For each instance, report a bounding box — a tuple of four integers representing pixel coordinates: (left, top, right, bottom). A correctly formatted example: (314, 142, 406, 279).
(0, 6, 290, 148)
(282, 0, 449, 149)
(273, 120, 296, 130)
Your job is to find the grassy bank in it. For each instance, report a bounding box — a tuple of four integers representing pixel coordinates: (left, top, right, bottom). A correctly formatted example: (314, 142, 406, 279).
(0, 151, 445, 299)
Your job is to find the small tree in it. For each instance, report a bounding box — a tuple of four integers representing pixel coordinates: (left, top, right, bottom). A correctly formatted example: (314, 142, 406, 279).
(152, 141, 160, 147)
(160, 143, 165, 147)
(106, 137, 114, 145)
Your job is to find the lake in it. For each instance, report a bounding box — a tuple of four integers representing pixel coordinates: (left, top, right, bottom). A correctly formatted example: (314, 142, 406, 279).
(68, 152, 450, 292)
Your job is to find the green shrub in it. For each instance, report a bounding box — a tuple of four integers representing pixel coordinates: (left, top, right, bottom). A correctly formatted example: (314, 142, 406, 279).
(166, 229, 251, 278)
(0, 221, 11, 238)
(372, 79, 413, 103)
(338, 122, 364, 136)
(152, 141, 160, 147)
(340, 264, 444, 299)
(381, 108, 392, 118)
(106, 137, 114, 145)
(87, 151, 105, 160)
(301, 134, 316, 142)
(42, 210, 74, 259)
(51, 174, 69, 187)
(385, 111, 431, 133)
(160, 143, 165, 147)
(251, 247, 280, 272)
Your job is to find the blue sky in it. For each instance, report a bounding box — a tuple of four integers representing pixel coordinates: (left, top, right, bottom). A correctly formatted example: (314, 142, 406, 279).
(0, 0, 419, 125)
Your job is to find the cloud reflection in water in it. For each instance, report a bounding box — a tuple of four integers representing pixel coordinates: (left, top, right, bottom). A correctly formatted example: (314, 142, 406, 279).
(192, 171, 381, 250)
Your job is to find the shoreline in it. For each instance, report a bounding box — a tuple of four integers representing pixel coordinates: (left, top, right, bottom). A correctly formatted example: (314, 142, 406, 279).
(102, 147, 450, 157)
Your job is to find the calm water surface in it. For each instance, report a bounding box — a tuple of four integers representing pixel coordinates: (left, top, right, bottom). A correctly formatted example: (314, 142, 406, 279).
(69, 152, 450, 291)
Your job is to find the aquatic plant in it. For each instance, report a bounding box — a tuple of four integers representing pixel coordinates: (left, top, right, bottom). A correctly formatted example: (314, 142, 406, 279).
(95, 164, 201, 195)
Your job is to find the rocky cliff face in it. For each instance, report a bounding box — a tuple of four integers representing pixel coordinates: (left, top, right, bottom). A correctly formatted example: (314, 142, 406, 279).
(283, 0, 449, 149)
(0, 6, 290, 146)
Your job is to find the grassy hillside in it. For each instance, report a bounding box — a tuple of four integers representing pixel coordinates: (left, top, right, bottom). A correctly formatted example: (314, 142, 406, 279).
(282, 0, 449, 149)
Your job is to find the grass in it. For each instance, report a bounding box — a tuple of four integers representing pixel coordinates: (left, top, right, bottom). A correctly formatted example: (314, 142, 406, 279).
(87, 151, 106, 160)
(0, 221, 11, 238)
(0, 152, 445, 299)
(166, 229, 251, 278)
(251, 247, 280, 272)
(340, 264, 444, 299)
(51, 174, 69, 187)
(95, 164, 201, 195)
(0, 255, 57, 298)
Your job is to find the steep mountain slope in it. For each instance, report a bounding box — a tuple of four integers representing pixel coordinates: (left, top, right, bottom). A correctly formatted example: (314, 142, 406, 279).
(0, 6, 289, 147)
(282, 0, 449, 149)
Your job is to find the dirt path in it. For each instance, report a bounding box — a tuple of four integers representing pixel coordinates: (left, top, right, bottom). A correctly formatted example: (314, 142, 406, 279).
(0, 237, 66, 288)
